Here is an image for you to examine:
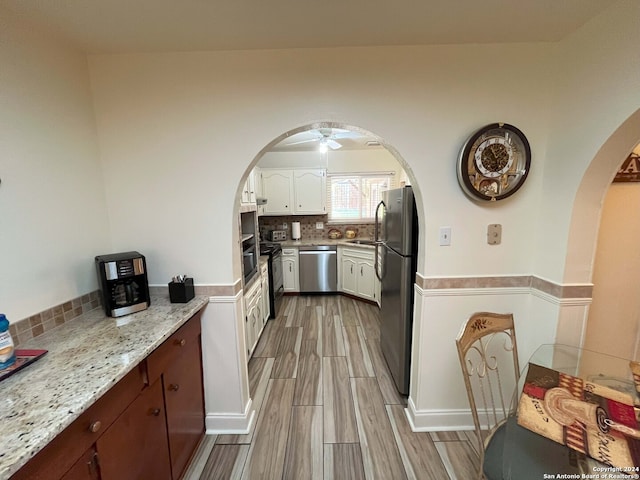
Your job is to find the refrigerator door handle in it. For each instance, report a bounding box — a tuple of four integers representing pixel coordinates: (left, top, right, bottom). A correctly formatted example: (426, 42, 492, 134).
(374, 200, 385, 243)
(374, 200, 385, 281)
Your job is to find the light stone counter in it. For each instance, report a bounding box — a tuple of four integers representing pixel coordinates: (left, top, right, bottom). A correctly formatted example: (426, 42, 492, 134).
(0, 294, 208, 480)
(279, 238, 376, 249)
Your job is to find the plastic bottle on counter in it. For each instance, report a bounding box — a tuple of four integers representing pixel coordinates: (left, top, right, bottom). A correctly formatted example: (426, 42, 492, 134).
(0, 313, 16, 370)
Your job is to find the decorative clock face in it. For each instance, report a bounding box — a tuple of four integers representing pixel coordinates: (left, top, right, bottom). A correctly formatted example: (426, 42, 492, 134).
(457, 123, 531, 201)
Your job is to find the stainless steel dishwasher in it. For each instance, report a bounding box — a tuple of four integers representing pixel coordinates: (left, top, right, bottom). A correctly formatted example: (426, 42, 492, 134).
(298, 245, 337, 293)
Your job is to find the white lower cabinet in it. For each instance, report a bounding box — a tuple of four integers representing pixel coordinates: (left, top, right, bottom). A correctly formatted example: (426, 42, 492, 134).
(261, 261, 270, 323)
(244, 277, 264, 360)
(339, 247, 379, 302)
(282, 247, 299, 292)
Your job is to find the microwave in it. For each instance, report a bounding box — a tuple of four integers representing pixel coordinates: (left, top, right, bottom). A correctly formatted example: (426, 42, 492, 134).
(95, 251, 150, 317)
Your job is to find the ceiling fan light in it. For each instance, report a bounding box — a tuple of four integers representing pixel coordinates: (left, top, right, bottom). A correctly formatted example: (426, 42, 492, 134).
(319, 138, 329, 153)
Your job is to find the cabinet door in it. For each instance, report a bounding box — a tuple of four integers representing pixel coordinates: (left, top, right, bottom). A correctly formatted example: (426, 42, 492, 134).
(245, 304, 256, 358)
(357, 260, 376, 301)
(262, 170, 293, 215)
(293, 169, 326, 214)
(283, 257, 299, 292)
(163, 338, 205, 480)
(60, 447, 99, 480)
(341, 257, 357, 295)
(96, 380, 171, 480)
(241, 170, 257, 205)
(261, 268, 270, 324)
(253, 301, 263, 344)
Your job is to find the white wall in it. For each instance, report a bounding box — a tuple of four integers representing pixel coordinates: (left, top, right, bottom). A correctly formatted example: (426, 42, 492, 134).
(88, 43, 554, 286)
(536, 0, 640, 285)
(0, 8, 110, 321)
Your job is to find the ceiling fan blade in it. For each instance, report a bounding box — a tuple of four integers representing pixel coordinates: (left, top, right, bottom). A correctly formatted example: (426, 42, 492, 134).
(285, 138, 319, 146)
(327, 139, 342, 150)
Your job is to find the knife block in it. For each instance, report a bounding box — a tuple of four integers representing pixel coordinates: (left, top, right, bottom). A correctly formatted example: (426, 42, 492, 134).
(168, 278, 195, 303)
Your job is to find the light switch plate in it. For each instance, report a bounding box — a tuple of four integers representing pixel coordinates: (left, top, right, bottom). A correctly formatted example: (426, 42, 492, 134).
(488, 224, 502, 245)
(439, 227, 452, 246)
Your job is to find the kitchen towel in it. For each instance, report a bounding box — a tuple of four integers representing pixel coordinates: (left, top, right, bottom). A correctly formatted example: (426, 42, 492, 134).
(292, 222, 301, 240)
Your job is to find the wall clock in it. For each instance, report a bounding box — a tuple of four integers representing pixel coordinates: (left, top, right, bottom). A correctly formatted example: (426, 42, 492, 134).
(457, 123, 531, 202)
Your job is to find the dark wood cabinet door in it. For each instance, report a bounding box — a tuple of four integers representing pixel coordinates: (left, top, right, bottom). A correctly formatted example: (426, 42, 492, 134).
(96, 379, 171, 480)
(163, 337, 205, 479)
(60, 447, 99, 480)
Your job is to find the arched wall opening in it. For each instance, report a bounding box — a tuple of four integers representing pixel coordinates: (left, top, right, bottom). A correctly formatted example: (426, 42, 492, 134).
(230, 119, 425, 410)
(561, 108, 640, 348)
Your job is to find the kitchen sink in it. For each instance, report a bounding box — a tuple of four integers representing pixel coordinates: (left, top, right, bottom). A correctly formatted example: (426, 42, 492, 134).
(347, 239, 376, 245)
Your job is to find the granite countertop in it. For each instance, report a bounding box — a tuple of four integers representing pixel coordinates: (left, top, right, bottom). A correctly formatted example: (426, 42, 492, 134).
(0, 294, 208, 480)
(279, 238, 376, 249)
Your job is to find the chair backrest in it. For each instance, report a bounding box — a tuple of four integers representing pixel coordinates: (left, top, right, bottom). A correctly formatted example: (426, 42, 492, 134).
(456, 312, 520, 465)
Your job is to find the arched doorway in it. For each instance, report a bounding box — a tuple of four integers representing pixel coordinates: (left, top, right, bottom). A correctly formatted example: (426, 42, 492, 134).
(233, 119, 424, 414)
(583, 143, 640, 359)
(562, 109, 640, 349)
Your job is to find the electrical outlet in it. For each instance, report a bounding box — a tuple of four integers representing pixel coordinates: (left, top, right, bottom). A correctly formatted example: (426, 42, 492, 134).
(487, 224, 502, 245)
(439, 227, 451, 246)
(282, 223, 288, 229)
(316, 222, 324, 230)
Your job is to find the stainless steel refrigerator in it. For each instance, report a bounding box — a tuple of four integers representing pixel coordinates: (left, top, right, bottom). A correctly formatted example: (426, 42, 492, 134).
(375, 186, 418, 395)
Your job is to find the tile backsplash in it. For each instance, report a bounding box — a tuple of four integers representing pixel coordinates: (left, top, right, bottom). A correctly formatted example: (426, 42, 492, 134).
(8, 291, 102, 347)
(259, 215, 374, 240)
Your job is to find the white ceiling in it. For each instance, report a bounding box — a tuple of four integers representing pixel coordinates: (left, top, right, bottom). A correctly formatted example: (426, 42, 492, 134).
(1, 0, 616, 54)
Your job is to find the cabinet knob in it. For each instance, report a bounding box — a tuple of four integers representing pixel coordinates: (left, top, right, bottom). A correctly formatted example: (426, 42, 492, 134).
(88, 421, 102, 433)
(168, 383, 180, 392)
(151, 408, 161, 416)
(175, 338, 186, 347)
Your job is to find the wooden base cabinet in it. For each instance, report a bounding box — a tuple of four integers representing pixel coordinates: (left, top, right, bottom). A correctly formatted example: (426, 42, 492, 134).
(96, 379, 172, 480)
(60, 447, 99, 480)
(12, 309, 205, 480)
(162, 336, 205, 479)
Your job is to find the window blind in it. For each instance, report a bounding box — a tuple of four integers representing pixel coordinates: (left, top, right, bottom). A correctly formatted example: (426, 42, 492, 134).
(326, 172, 395, 223)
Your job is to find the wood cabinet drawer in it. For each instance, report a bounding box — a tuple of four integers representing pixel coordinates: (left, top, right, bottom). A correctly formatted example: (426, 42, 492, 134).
(146, 310, 203, 384)
(11, 364, 146, 480)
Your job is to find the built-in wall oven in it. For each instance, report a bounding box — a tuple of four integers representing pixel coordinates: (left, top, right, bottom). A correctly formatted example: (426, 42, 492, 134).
(260, 242, 283, 319)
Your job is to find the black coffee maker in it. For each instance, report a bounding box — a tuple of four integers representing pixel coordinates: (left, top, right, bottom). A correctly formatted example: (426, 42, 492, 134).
(95, 251, 150, 317)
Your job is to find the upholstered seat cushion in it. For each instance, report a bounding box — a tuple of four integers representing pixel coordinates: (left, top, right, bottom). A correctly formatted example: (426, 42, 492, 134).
(483, 422, 507, 480)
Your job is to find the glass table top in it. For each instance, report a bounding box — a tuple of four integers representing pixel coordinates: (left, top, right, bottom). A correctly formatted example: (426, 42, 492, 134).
(502, 344, 640, 479)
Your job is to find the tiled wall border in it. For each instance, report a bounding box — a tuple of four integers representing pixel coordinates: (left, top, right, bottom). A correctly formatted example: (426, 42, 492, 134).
(149, 281, 242, 298)
(415, 274, 593, 299)
(9, 291, 102, 347)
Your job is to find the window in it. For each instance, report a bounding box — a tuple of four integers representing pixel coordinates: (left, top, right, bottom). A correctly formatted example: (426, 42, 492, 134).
(327, 173, 394, 223)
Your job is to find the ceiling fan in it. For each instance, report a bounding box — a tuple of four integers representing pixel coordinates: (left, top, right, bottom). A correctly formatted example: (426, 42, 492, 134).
(285, 128, 362, 151)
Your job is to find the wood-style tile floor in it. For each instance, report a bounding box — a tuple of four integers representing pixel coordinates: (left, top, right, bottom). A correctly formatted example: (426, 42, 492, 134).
(185, 295, 480, 480)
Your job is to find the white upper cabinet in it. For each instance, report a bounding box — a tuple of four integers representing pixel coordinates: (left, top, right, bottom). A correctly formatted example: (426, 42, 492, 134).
(261, 169, 294, 215)
(240, 169, 257, 206)
(293, 169, 326, 215)
(260, 168, 326, 216)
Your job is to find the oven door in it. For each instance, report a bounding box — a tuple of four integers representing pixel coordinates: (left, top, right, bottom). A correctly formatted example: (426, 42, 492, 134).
(270, 251, 284, 316)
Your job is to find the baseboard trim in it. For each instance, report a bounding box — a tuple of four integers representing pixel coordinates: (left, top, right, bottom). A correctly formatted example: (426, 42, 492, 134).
(405, 397, 474, 432)
(205, 398, 255, 434)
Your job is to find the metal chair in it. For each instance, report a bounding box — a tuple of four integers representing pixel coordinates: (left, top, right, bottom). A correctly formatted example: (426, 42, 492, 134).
(456, 312, 520, 480)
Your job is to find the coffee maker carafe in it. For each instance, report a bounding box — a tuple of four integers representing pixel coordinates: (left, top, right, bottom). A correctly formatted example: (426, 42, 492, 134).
(95, 251, 150, 317)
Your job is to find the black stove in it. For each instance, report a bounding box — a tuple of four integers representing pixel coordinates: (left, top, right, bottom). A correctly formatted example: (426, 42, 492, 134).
(260, 241, 282, 256)
(259, 242, 283, 319)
